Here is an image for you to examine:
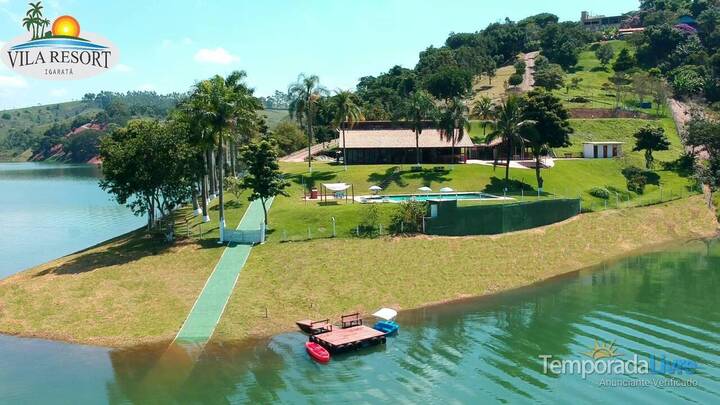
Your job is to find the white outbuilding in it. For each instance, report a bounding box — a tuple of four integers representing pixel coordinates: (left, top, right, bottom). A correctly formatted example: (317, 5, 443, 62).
(583, 141, 623, 159)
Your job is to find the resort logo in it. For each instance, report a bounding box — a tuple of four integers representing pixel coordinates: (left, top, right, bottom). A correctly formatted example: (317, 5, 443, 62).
(539, 339, 700, 388)
(0, 2, 119, 80)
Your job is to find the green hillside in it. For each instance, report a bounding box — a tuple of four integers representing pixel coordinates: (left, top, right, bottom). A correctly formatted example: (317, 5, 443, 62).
(0, 101, 103, 160)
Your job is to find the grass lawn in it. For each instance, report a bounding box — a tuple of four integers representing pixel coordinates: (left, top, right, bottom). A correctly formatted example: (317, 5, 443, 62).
(555, 117, 683, 159)
(551, 40, 669, 116)
(472, 64, 516, 103)
(213, 196, 718, 343)
(0, 192, 252, 347)
(269, 157, 697, 242)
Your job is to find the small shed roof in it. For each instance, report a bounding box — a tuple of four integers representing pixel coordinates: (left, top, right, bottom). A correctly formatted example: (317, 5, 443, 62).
(583, 141, 624, 145)
(340, 129, 475, 149)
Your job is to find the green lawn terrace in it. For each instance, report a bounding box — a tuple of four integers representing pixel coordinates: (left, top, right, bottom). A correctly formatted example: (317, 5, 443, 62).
(271, 156, 697, 243)
(551, 40, 664, 115)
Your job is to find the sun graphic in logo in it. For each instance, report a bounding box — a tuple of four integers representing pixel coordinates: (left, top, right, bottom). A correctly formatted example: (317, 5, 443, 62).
(51, 15, 80, 38)
(583, 339, 621, 360)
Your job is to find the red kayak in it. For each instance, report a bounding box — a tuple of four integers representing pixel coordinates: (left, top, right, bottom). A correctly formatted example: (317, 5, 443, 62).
(305, 342, 330, 363)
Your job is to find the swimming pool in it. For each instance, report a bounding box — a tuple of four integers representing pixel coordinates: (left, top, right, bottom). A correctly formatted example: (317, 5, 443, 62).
(360, 192, 504, 203)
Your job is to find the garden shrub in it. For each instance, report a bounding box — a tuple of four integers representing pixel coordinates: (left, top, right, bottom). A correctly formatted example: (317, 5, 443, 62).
(358, 203, 381, 237)
(389, 201, 427, 234)
(621, 166, 654, 194)
(589, 187, 610, 199)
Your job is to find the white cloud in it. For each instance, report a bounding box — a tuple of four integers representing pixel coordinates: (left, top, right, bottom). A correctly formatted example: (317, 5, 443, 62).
(0, 75, 27, 88)
(115, 64, 133, 73)
(49, 88, 67, 98)
(193, 48, 239, 65)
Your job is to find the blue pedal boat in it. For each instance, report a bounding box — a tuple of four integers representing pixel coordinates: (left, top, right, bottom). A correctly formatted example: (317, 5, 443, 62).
(371, 308, 399, 335)
(373, 320, 399, 335)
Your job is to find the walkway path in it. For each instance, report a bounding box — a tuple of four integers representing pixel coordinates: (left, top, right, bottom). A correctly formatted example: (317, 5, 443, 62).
(520, 51, 539, 92)
(280, 139, 337, 162)
(174, 197, 273, 345)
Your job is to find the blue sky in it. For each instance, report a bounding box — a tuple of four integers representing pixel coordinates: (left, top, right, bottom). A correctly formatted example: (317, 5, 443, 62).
(0, 0, 637, 110)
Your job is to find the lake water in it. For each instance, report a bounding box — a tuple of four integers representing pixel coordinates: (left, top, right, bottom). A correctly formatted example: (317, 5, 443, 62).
(0, 240, 717, 403)
(0, 162, 146, 278)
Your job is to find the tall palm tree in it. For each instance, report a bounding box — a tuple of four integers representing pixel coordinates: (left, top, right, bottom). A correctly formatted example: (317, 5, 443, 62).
(403, 90, 437, 167)
(26, 2, 43, 40)
(471, 96, 494, 136)
(39, 18, 50, 38)
(485, 96, 530, 187)
(22, 16, 35, 39)
(288, 74, 325, 172)
(331, 90, 364, 170)
(195, 71, 260, 242)
(179, 96, 213, 222)
(439, 97, 471, 165)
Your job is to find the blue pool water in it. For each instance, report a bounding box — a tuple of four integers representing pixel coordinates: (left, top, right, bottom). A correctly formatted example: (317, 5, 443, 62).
(365, 192, 500, 202)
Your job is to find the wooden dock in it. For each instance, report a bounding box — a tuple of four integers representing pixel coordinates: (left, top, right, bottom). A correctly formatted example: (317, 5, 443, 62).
(310, 325, 386, 353)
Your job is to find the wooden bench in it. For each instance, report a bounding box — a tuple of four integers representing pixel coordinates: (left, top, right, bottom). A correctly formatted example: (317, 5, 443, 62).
(341, 312, 363, 328)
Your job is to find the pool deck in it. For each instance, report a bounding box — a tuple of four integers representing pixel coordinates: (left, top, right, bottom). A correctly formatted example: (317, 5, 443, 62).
(355, 192, 515, 203)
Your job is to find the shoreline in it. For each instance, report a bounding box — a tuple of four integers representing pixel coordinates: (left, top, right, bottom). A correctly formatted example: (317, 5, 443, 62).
(210, 232, 718, 347)
(1, 234, 714, 350)
(0, 196, 717, 349)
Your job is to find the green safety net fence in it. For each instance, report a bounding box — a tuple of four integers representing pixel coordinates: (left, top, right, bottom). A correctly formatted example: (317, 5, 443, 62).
(424, 198, 581, 236)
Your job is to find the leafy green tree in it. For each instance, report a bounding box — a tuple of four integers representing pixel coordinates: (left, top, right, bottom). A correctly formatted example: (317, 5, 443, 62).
(65, 129, 104, 162)
(424, 67, 472, 101)
(403, 90, 437, 166)
(595, 43, 615, 67)
(471, 96, 494, 136)
(519, 90, 573, 190)
(330, 90, 364, 170)
(533, 63, 565, 90)
(288, 74, 326, 171)
(540, 22, 587, 69)
(271, 121, 306, 155)
(509, 73, 523, 87)
(613, 48, 635, 72)
(239, 139, 290, 226)
(670, 65, 706, 96)
(633, 125, 670, 168)
(100, 119, 201, 236)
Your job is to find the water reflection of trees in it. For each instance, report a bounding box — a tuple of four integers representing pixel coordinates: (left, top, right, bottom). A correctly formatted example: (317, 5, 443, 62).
(103, 241, 719, 402)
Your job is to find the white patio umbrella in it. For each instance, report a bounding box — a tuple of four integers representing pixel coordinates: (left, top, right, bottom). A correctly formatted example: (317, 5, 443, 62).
(418, 186, 432, 197)
(369, 185, 382, 195)
(440, 187, 455, 199)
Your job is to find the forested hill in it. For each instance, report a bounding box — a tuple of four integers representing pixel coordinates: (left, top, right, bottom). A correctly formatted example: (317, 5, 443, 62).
(0, 91, 289, 162)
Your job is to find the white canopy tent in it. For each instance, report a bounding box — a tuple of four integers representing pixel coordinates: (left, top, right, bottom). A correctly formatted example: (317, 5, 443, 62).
(372, 308, 397, 321)
(321, 183, 355, 203)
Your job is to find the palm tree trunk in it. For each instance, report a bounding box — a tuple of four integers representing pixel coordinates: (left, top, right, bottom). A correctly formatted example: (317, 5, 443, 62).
(206, 149, 215, 197)
(505, 138, 513, 186)
(535, 152, 543, 191)
(218, 141, 225, 243)
(416, 132, 420, 166)
(230, 139, 237, 177)
(307, 116, 314, 172)
(201, 174, 210, 222)
(342, 126, 347, 171)
(452, 130, 456, 165)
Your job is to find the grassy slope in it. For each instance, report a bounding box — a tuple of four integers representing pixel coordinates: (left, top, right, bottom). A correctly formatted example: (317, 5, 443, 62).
(213, 196, 717, 342)
(472, 65, 517, 103)
(554, 40, 665, 115)
(270, 157, 695, 242)
(0, 192, 251, 347)
(0, 101, 103, 160)
(555, 117, 682, 158)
